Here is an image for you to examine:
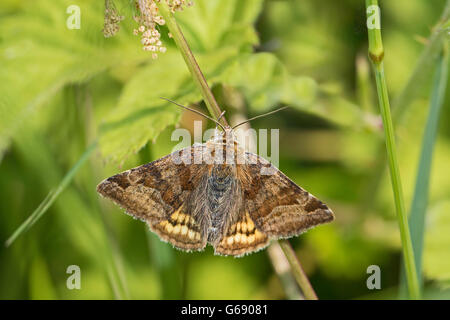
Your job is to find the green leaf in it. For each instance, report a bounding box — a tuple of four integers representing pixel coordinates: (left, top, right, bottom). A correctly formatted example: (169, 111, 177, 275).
(98, 52, 187, 164)
(175, 0, 263, 52)
(0, 0, 147, 158)
(2, 0, 362, 165)
(221, 53, 295, 111)
(220, 52, 364, 127)
(98, 0, 265, 163)
(98, 48, 240, 163)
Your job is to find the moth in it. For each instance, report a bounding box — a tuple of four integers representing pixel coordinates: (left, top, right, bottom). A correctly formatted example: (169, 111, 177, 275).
(97, 100, 334, 257)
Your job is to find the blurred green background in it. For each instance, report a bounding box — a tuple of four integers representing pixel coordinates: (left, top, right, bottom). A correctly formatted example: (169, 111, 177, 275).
(0, 0, 449, 299)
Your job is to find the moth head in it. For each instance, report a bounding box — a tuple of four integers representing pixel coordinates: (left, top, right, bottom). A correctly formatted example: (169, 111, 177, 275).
(212, 126, 235, 140)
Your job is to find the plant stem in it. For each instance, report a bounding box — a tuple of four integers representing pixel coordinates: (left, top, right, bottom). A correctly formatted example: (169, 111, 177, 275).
(279, 240, 318, 300)
(365, 0, 420, 299)
(158, 3, 227, 126)
(268, 243, 304, 299)
(362, 0, 450, 217)
(158, 2, 318, 299)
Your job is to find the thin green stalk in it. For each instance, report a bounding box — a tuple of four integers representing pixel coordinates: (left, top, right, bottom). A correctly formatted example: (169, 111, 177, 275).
(5, 142, 98, 247)
(365, 0, 420, 299)
(158, 3, 227, 126)
(279, 240, 318, 300)
(158, 2, 318, 299)
(362, 0, 450, 215)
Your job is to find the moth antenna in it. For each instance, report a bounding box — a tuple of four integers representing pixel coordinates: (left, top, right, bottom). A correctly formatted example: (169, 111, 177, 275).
(215, 110, 227, 130)
(217, 110, 226, 123)
(160, 97, 225, 130)
(231, 106, 289, 129)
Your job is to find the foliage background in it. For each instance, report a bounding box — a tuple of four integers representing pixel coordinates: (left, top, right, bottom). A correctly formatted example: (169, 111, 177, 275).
(0, 0, 449, 299)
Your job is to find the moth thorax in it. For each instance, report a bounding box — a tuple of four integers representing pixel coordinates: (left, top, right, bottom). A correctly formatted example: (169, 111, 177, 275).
(209, 141, 239, 165)
(211, 164, 234, 179)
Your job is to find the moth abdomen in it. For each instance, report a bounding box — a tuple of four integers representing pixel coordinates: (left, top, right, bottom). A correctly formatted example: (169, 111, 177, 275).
(205, 165, 242, 244)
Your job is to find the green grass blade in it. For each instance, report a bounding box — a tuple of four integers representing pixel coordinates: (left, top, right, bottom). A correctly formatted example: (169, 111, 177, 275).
(409, 46, 449, 286)
(4, 142, 97, 247)
(399, 45, 449, 296)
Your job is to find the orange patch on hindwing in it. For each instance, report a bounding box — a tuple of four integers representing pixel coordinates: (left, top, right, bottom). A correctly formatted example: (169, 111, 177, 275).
(215, 212, 268, 256)
(154, 206, 203, 250)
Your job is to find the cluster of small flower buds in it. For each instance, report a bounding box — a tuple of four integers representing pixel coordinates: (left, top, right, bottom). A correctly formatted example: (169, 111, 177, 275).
(133, 0, 167, 59)
(133, 0, 194, 58)
(102, 0, 125, 38)
(102, 0, 194, 57)
(166, 0, 194, 13)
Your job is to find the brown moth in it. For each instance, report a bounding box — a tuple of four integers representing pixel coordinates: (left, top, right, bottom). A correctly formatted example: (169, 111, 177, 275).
(97, 103, 334, 257)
